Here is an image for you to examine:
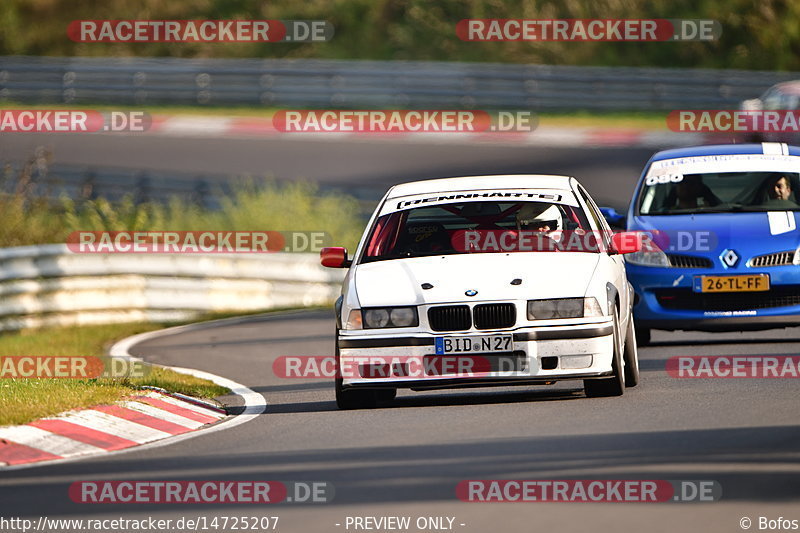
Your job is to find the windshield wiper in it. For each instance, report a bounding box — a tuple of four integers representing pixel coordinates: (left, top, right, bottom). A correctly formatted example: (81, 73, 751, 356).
(691, 204, 745, 214)
(699, 204, 800, 213)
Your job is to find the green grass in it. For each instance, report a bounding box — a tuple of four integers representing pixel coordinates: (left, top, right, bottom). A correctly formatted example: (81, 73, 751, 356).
(538, 111, 667, 130)
(0, 322, 231, 427)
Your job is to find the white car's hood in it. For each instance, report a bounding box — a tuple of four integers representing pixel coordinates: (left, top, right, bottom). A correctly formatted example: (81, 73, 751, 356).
(354, 253, 600, 307)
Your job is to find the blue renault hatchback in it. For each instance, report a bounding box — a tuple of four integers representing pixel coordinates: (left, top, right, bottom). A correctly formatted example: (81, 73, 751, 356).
(603, 143, 800, 344)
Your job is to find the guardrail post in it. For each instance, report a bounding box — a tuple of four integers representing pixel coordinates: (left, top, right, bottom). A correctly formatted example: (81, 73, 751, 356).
(135, 172, 150, 205)
(192, 178, 209, 208)
(80, 170, 97, 201)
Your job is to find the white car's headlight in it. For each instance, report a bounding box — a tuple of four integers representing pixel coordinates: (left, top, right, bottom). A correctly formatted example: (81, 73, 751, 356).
(389, 307, 417, 327)
(624, 235, 669, 267)
(527, 297, 604, 319)
(364, 308, 390, 328)
(362, 307, 419, 329)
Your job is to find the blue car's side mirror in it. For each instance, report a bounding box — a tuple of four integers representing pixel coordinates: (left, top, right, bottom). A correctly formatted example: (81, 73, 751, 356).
(599, 207, 626, 229)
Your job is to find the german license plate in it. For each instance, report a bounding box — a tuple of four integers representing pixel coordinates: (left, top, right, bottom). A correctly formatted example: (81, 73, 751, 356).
(435, 335, 512, 355)
(693, 274, 770, 293)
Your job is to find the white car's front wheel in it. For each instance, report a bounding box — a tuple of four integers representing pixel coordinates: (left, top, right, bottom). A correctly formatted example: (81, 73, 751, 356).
(584, 310, 625, 398)
(335, 378, 376, 410)
(334, 339, 397, 409)
(623, 314, 640, 387)
(335, 381, 397, 410)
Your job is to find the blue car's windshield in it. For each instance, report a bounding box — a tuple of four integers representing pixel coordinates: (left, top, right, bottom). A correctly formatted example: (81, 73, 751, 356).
(637, 171, 800, 215)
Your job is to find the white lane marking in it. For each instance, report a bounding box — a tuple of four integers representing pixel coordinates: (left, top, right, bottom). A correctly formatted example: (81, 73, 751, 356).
(159, 117, 233, 136)
(166, 365, 266, 419)
(0, 426, 105, 458)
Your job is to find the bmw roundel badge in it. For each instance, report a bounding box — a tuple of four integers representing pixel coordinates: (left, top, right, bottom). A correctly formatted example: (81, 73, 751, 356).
(465, 289, 478, 297)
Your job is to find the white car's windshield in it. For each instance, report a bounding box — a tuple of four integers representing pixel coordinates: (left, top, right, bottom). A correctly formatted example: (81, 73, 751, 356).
(360, 200, 596, 263)
(638, 171, 800, 215)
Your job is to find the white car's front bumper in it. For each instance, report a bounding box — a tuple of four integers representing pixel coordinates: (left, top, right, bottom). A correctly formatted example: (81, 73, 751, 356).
(338, 321, 614, 390)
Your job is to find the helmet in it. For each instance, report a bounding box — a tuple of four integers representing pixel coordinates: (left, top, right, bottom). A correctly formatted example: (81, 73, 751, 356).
(515, 203, 562, 232)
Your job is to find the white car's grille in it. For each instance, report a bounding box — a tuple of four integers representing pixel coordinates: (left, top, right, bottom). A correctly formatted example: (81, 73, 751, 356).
(428, 303, 516, 332)
(473, 303, 516, 330)
(428, 305, 471, 331)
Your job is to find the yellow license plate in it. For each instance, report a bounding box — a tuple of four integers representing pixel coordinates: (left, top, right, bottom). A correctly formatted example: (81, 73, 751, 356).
(695, 274, 770, 293)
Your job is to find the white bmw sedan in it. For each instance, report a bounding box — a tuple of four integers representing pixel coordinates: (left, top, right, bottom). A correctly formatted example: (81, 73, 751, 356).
(321, 175, 642, 409)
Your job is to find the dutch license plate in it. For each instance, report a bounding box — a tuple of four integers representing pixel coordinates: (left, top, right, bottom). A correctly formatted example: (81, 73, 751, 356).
(693, 274, 770, 293)
(435, 335, 512, 355)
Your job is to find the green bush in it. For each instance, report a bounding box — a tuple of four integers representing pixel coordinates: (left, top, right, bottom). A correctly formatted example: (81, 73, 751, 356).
(0, 169, 363, 250)
(1, 0, 798, 70)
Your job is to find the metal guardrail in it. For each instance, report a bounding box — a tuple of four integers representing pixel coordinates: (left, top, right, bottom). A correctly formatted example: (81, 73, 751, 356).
(1, 158, 383, 213)
(0, 245, 344, 331)
(1, 56, 799, 111)
(3, 159, 239, 210)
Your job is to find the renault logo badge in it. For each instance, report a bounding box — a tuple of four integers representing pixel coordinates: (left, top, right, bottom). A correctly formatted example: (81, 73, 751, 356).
(720, 249, 739, 268)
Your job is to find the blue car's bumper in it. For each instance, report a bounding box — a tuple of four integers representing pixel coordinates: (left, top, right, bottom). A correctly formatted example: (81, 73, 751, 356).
(627, 263, 800, 331)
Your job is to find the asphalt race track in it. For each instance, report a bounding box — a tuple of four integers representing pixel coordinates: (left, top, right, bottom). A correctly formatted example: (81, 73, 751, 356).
(1, 311, 798, 532)
(0, 133, 798, 533)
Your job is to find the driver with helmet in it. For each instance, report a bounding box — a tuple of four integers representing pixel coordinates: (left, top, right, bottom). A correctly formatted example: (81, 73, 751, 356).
(515, 203, 563, 232)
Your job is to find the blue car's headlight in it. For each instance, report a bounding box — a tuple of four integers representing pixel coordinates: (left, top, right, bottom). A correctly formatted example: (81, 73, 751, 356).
(624, 235, 670, 267)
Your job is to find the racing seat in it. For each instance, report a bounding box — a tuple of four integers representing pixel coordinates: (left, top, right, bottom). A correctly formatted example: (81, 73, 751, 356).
(663, 176, 721, 209)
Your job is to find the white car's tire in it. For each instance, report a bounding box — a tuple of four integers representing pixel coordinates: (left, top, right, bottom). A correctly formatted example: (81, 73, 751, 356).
(334, 338, 396, 409)
(584, 311, 625, 398)
(335, 379, 378, 410)
(623, 314, 640, 387)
